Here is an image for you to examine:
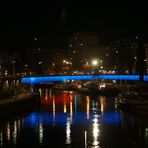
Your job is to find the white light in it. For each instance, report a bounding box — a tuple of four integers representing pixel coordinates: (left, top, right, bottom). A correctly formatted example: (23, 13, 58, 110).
(92, 60, 98, 66)
(92, 115, 100, 146)
(66, 61, 69, 64)
(136, 36, 139, 39)
(144, 59, 147, 62)
(66, 117, 71, 144)
(38, 61, 42, 64)
(39, 122, 43, 144)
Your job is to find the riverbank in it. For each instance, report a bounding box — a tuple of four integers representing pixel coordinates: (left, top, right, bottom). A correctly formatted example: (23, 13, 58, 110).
(0, 92, 40, 117)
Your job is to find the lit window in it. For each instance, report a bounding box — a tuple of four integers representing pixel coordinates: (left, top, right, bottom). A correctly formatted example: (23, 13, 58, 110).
(38, 61, 42, 64)
(144, 59, 147, 62)
(105, 53, 109, 56)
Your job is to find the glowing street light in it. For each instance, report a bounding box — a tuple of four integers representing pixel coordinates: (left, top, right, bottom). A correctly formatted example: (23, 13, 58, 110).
(92, 59, 99, 75)
(92, 60, 98, 66)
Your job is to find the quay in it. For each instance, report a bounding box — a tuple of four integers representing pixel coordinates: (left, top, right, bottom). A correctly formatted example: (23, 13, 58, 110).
(0, 92, 40, 117)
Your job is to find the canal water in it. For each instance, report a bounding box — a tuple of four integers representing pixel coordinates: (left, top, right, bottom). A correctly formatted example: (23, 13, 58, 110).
(0, 88, 148, 148)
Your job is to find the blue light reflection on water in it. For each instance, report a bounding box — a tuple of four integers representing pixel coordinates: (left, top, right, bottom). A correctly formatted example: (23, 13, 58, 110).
(74, 96, 77, 113)
(23, 111, 121, 128)
(100, 111, 121, 124)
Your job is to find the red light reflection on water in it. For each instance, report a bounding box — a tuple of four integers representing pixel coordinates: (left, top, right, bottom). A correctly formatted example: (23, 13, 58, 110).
(40, 90, 74, 105)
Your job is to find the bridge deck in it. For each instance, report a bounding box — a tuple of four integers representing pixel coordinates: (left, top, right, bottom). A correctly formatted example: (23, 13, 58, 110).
(20, 74, 148, 84)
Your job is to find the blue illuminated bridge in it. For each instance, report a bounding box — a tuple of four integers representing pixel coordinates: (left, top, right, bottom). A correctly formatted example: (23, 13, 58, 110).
(21, 74, 148, 84)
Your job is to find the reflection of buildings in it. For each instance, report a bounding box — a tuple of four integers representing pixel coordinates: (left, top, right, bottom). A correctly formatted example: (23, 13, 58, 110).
(0, 119, 21, 146)
(66, 117, 71, 145)
(121, 113, 148, 147)
(91, 114, 100, 146)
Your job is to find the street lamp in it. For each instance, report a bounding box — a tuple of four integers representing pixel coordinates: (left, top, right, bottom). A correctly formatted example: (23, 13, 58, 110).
(92, 59, 99, 75)
(92, 60, 98, 66)
(12, 60, 16, 78)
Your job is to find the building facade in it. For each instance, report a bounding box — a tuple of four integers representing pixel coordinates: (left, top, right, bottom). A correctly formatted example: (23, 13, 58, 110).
(105, 38, 147, 74)
(68, 32, 104, 73)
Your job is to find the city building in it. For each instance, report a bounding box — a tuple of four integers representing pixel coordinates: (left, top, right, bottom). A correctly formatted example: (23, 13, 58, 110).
(68, 32, 104, 73)
(23, 48, 68, 75)
(105, 37, 148, 74)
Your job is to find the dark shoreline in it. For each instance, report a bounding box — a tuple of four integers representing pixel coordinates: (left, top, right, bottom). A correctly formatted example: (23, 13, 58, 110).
(0, 92, 40, 117)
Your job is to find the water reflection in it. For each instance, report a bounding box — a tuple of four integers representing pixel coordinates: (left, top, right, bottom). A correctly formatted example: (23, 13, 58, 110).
(74, 95, 77, 114)
(0, 131, 3, 146)
(0, 118, 22, 146)
(145, 128, 148, 145)
(52, 95, 56, 126)
(92, 114, 100, 146)
(66, 116, 71, 145)
(0, 88, 148, 147)
(86, 96, 90, 119)
(6, 122, 10, 143)
(64, 97, 67, 113)
(70, 95, 73, 124)
(100, 96, 105, 113)
(38, 122, 43, 144)
(13, 121, 17, 144)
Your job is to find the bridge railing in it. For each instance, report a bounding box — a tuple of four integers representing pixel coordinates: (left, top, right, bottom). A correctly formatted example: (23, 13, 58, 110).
(20, 74, 143, 84)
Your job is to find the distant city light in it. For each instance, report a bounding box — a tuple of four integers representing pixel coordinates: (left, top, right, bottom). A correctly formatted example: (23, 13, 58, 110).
(38, 61, 42, 64)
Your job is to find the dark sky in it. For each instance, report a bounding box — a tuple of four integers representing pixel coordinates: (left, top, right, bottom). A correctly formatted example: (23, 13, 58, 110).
(0, 0, 148, 50)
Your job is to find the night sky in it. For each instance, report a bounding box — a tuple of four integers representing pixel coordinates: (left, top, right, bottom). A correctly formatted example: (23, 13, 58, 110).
(0, 0, 148, 50)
